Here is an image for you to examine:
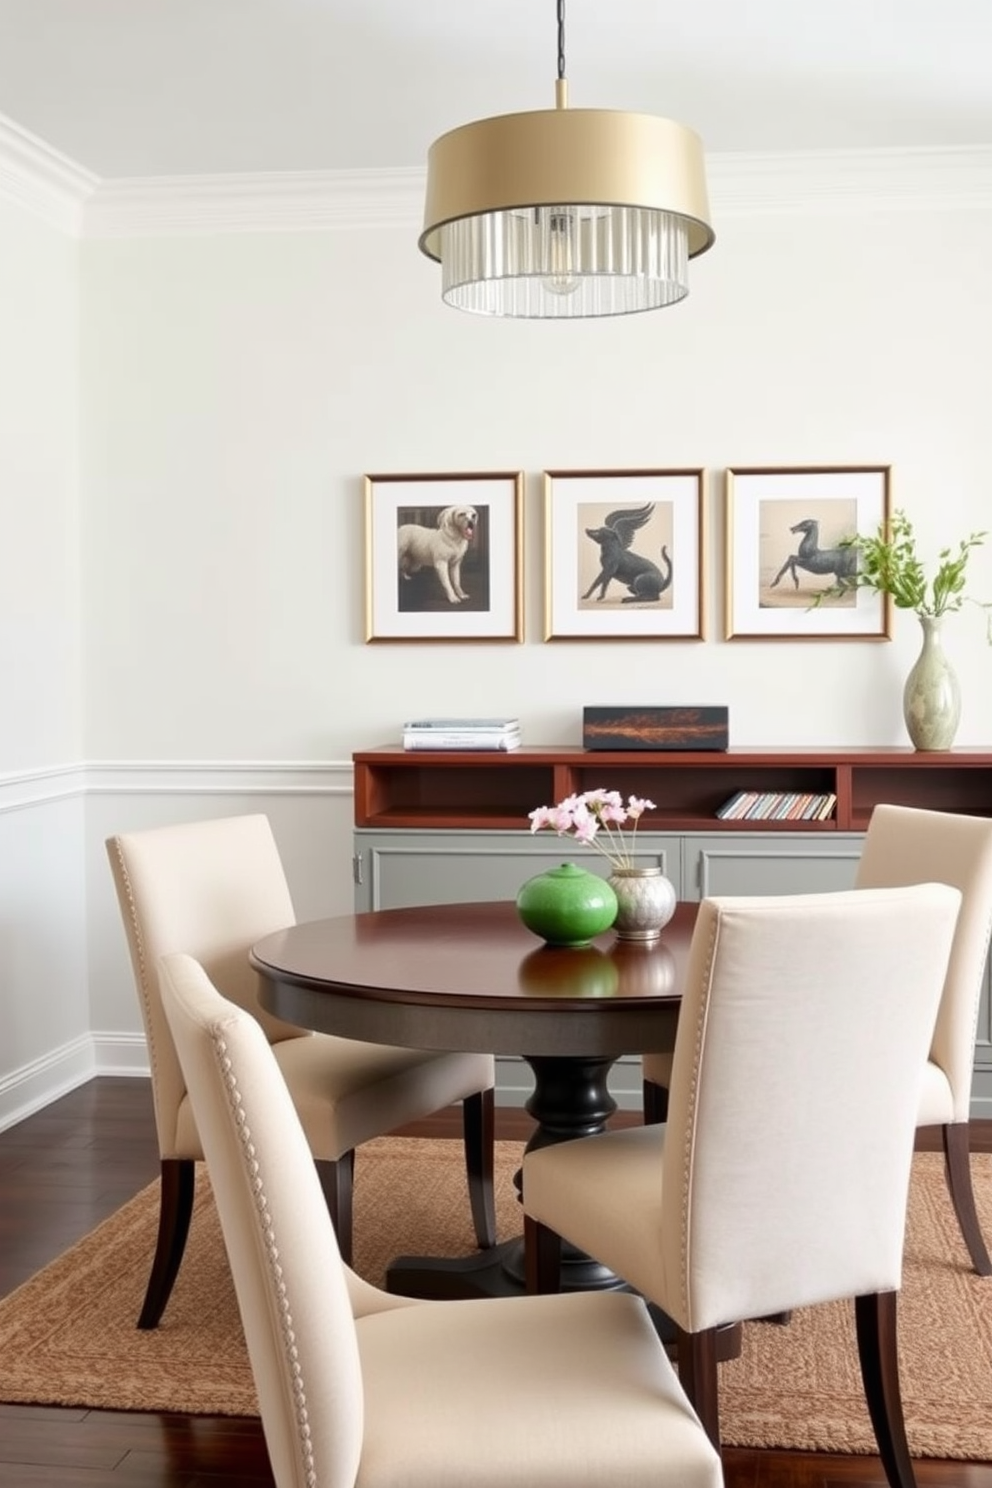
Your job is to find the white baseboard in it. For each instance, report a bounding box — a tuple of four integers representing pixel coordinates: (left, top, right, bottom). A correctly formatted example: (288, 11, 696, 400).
(0, 1036, 96, 1133)
(92, 1032, 151, 1078)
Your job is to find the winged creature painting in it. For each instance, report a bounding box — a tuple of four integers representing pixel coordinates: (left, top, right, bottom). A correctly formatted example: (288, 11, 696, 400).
(581, 502, 673, 603)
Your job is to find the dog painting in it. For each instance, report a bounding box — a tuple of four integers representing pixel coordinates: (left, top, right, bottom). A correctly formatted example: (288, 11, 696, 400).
(397, 505, 479, 605)
(580, 502, 673, 604)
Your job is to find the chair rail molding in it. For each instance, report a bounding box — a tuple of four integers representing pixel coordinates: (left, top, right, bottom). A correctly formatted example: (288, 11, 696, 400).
(0, 763, 88, 814)
(0, 759, 354, 812)
(85, 758, 354, 797)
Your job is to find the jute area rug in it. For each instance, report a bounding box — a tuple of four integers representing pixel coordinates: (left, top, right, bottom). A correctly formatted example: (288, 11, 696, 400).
(0, 1140, 990, 1460)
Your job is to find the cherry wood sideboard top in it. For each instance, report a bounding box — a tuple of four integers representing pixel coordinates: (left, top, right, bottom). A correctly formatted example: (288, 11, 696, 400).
(353, 744, 992, 834)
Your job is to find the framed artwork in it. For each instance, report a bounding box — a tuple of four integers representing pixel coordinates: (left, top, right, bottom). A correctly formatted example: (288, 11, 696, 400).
(724, 465, 892, 640)
(543, 468, 706, 640)
(364, 471, 524, 643)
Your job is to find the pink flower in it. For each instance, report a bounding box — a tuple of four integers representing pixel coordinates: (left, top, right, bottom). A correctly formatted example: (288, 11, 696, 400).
(571, 811, 600, 845)
(527, 789, 656, 869)
(528, 806, 556, 831)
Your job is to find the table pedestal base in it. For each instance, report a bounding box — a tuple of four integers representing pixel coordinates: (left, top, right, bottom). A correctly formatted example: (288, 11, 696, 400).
(384, 1051, 742, 1363)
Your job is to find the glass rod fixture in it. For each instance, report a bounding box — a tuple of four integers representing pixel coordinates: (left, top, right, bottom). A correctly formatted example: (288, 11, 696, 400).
(418, 1, 715, 319)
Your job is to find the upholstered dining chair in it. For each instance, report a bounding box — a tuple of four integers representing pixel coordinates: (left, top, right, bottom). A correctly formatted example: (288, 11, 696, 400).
(158, 952, 724, 1488)
(523, 885, 961, 1488)
(642, 802, 992, 1276)
(855, 804, 992, 1275)
(107, 813, 496, 1330)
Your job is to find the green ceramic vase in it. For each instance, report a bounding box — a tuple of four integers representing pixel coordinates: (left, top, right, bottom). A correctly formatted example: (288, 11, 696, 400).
(515, 862, 618, 948)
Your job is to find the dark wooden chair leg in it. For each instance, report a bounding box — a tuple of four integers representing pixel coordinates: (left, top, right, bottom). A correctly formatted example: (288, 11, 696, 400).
(642, 1077, 669, 1125)
(524, 1213, 562, 1294)
(138, 1157, 196, 1330)
(855, 1291, 917, 1488)
(463, 1087, 496, 1249)
(317, 1151, 355, 1266)
(942, 1120, 992, 1276)
(675, 1326, 721, 1452)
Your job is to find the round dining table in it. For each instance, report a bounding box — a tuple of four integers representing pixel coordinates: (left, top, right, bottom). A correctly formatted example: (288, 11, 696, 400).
(250, 898, 698, 1306)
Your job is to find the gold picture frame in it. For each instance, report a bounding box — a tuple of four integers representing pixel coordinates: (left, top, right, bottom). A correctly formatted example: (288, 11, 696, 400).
(543, 468, 706, 641)
(725, 465, 893, 640)
(364, 471, 524, 643)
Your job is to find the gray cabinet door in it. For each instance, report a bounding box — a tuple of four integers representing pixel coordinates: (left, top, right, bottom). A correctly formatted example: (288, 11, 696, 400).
(684, 834, 863, 900)
(353, 829, 682, 912)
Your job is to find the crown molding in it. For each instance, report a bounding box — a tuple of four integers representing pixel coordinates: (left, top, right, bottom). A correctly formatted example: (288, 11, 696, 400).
(0, 113, 98, 233)
(75, 145, 992, 238)
(2, 111, 991, 239)
(81, 166, 425, 238)
(707, 145, 992, 215)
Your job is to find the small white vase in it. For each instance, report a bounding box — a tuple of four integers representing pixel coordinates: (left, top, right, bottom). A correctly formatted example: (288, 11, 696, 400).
(902, 614, 961, 752)
(606, 866, 676, 944)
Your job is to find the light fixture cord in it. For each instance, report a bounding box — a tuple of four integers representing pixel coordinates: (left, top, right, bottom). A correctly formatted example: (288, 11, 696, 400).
(554, 0, 568, 108)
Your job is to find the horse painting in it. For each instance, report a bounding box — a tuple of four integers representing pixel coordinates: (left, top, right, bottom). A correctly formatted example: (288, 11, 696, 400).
(770, 517, 859, 593)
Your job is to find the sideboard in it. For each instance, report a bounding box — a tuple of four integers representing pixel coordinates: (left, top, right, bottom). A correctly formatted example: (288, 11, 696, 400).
(351, 746, 992, 1114)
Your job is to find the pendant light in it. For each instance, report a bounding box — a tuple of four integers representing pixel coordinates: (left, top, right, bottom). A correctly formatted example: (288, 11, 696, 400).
(418, 1, 715, 319)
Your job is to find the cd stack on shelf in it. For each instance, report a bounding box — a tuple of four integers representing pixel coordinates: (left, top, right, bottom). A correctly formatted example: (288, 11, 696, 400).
(716, 789, 837, 822)
(402, 717, 522, 752)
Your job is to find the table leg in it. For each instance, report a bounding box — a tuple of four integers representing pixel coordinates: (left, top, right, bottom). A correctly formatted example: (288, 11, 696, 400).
(500, 1053, 623, 1291)
(386, 1053, 621, 1299)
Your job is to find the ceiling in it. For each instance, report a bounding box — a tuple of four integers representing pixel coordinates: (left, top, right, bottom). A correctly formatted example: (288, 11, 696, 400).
(0, 0, 991, 183)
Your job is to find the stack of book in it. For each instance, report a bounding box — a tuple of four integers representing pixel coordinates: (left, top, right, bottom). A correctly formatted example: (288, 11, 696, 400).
(402, 717, 522, 752)
(716, 790, 837, 822)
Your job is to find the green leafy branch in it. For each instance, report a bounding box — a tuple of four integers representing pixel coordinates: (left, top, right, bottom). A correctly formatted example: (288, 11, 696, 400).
(816, 509, 992, 635)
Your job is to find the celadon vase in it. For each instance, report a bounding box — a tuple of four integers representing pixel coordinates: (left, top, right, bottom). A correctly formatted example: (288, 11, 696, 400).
(902, 615, 961, 752)
(606, 865, 677, 944)
(515, 862, 617, 948)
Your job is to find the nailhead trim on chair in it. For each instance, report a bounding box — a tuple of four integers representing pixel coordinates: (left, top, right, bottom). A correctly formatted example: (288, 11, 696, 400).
(676, 911, 720, 1324)
(211, 1028, 318, 1488)
(109, 841, 168, 1115)
(966, 913, 992, 1058)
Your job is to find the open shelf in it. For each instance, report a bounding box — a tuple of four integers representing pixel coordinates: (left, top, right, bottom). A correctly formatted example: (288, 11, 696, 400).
(353, 746, 992, 833)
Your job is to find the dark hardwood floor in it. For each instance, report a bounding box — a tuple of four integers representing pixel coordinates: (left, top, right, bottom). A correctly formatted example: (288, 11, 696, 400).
(1, 1078, 990, 1487)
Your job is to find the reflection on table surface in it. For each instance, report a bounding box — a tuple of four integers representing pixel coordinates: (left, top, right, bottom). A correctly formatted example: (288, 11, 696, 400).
(516, 940, 677, 999)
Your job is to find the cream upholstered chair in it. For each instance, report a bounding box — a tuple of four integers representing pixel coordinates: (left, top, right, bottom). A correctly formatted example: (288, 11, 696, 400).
(855, 804, 992, 1275)
(642, 802, 992, 1276)
(158, 953, 724, 1488)
(524, 885, 961, 1488)
(107, 813, 496, 1329)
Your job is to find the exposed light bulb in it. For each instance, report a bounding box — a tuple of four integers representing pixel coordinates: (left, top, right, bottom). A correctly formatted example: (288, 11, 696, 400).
(543, 208, 581, 297)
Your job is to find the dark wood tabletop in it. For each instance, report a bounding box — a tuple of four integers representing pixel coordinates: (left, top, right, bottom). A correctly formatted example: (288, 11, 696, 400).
(250, 898, 697, 1059)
